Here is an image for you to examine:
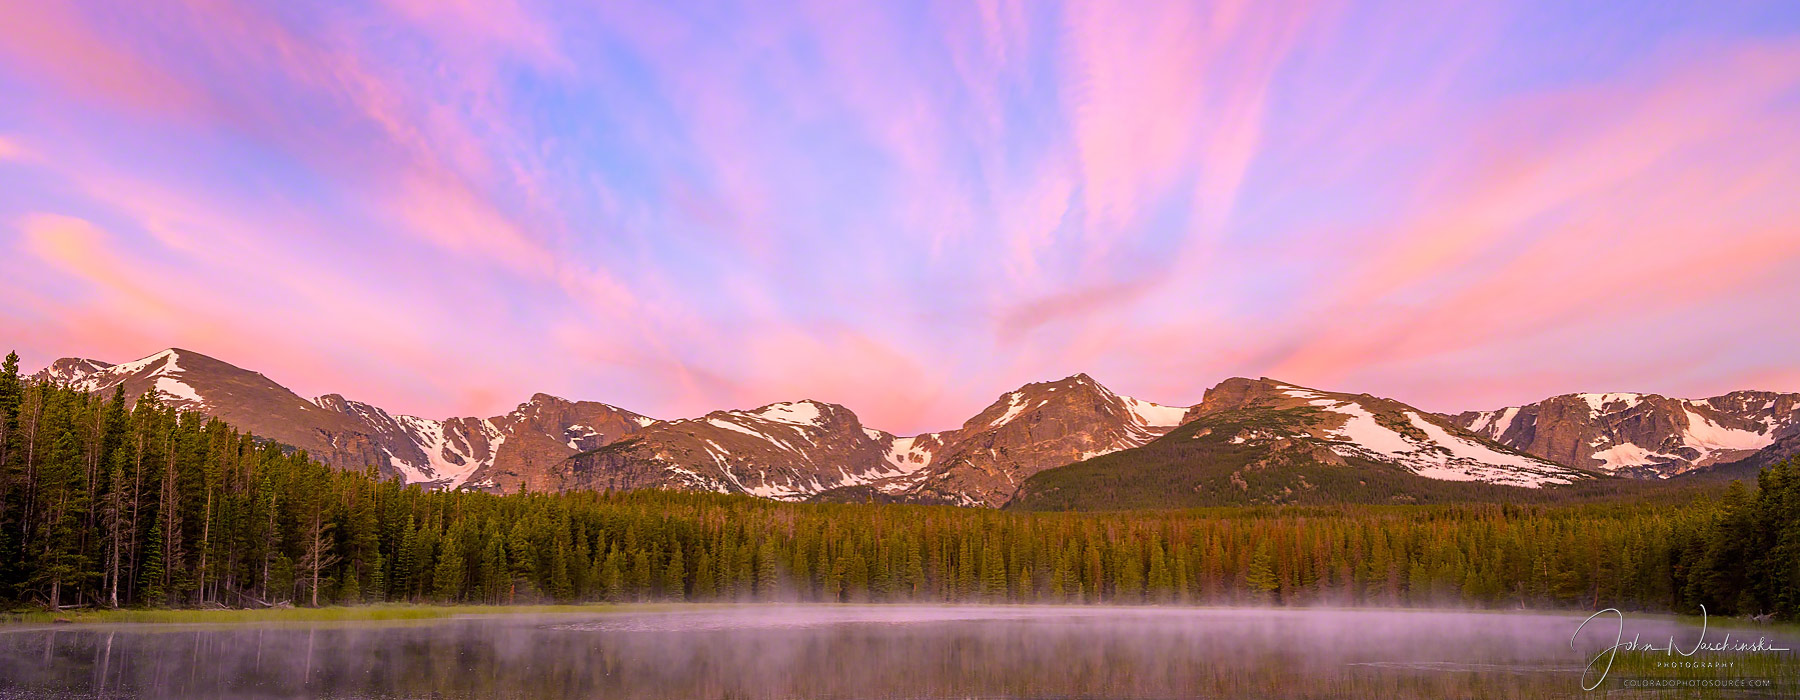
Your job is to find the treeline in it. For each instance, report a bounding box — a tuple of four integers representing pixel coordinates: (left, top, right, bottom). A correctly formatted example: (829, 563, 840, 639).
(1, 351, 1796, 618)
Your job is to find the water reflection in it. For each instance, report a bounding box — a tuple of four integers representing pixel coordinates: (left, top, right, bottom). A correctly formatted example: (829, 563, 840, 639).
(0, 606, 1792, 699)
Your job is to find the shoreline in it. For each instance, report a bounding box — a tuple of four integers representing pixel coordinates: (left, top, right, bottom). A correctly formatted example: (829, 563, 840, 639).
(5, 602, 1793, 634)
(0, 602, 692, 627)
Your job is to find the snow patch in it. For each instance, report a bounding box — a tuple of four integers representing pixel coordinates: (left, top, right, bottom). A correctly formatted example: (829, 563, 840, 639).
(1322, 403, 1416, 456)
(106, 349, 177, 378)
(152, 376, 204, 405)
(1316, 402, 1577, 488)
(883, 435, 936, 471)
(1406, 413, 1551, 472)
(1682, 409, 1772, 452)
(1122, 396, 1186, 428)
(564, 425, 601, 450)
(388, 416, 502, 489)
(1280, 387, 1326, 401)
(708, 418, 769, 440)
(1592, 443, 1683, 471)
(1578, 393, 1644, 413)
(1491, 407, 1521, 438)
(989, 392, 1029, 427)
(751, 401, 824, 426)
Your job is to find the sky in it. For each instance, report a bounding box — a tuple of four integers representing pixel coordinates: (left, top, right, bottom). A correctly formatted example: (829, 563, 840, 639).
(3, 1, 1799, 435)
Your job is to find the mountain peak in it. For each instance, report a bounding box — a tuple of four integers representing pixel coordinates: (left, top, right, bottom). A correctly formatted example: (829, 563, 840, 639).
(27, 346, 1798, 505)
(1452, 388, 1800, 477)
(1192, 376, 1323, 416)
(37, 357, 114, 388)
(736, 399, 842, 427)
(1036, 372, 1101, 390)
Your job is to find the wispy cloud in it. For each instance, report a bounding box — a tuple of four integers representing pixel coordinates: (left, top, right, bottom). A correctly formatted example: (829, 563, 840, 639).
(2, 0, 1797, 432)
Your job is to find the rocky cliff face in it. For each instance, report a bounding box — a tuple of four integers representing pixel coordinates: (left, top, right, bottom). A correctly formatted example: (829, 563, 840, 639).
(563, 400, 925, 497)
(894, 374, 1189, 506)
(1448, 391, 1800, 477)
(311, 391, 652, 491)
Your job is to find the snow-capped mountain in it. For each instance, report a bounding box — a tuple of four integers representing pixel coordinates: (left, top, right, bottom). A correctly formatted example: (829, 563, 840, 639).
(1007, 377, 1597, 510)
(32, 349, 394, 471)
(1191, 378, 1586, 487)
(30, 348, 1796, 507)
(1447, 391, 1800, 478)
(32, 349, 653, 490)
(885, 373, 1190, 506)
(564, 375, 1190, 507)
(29, 350, 1190, 504)
(311, 392, 652, 490)
(37, 349, 213, 412)
(564, 399, 926, 498)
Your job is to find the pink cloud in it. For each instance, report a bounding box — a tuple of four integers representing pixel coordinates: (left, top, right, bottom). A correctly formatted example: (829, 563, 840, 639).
(4, 1, 1797, 435)
(1262, 40, 1800, 386)
(11, 205, 544, 419)
(0, 136, 27, 162)
(1062, 1, 1317, 254)
(0, 3, 209, 117)
(376, 0, 566, 67)
(732, 325, 945, 431)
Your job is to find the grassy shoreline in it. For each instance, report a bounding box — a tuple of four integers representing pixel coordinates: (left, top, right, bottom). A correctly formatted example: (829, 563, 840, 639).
(0, 602, 700, 626)
(4, 602, 1794, 635)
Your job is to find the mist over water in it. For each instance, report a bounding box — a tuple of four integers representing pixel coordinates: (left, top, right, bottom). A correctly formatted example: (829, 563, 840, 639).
(0, 605, 1792, 699)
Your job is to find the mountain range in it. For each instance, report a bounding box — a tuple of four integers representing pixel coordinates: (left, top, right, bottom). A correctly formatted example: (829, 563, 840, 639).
(31, 348, 1800, 507)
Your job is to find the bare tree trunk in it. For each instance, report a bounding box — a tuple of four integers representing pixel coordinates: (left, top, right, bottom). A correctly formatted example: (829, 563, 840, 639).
(108, 486, 121, 608)
(198, 485, 213, 605)
(262, 494, 278, 603)
(310, 510, 323, 608)
(19, 391, 42, 546)
(161, 429, 180, 602)
(127, 432, 144, 602)
(79, 411, 101, 581)
(88, 411, 104, 513)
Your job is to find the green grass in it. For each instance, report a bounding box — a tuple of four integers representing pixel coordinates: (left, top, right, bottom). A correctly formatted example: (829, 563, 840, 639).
(0, 602, 692, 626)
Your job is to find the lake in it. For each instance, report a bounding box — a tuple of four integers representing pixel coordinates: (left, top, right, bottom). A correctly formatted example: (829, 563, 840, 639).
(0, 605, 1793, 698)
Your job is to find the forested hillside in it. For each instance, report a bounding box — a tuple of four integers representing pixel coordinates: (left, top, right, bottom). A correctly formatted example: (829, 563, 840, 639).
(2, 351, 1796, 619)
(1008, 413, 1692, 510)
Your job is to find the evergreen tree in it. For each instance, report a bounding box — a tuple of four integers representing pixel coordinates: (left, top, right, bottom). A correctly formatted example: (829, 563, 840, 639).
(1246, 541, 1278, 602)
(755, 539, 779, 600)
(664, 545, 687, 600)
(694, 546, 716, 600)
(432, 533, 465, 602)
(140, 523, 166, 606)
(601, 546, 624, 602)
(483, 533, 510, 604)
(981, 540, 1006, 601)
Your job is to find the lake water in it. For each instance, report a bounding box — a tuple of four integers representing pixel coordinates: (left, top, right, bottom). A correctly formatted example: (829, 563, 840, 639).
(0, 605, 1794, 698)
